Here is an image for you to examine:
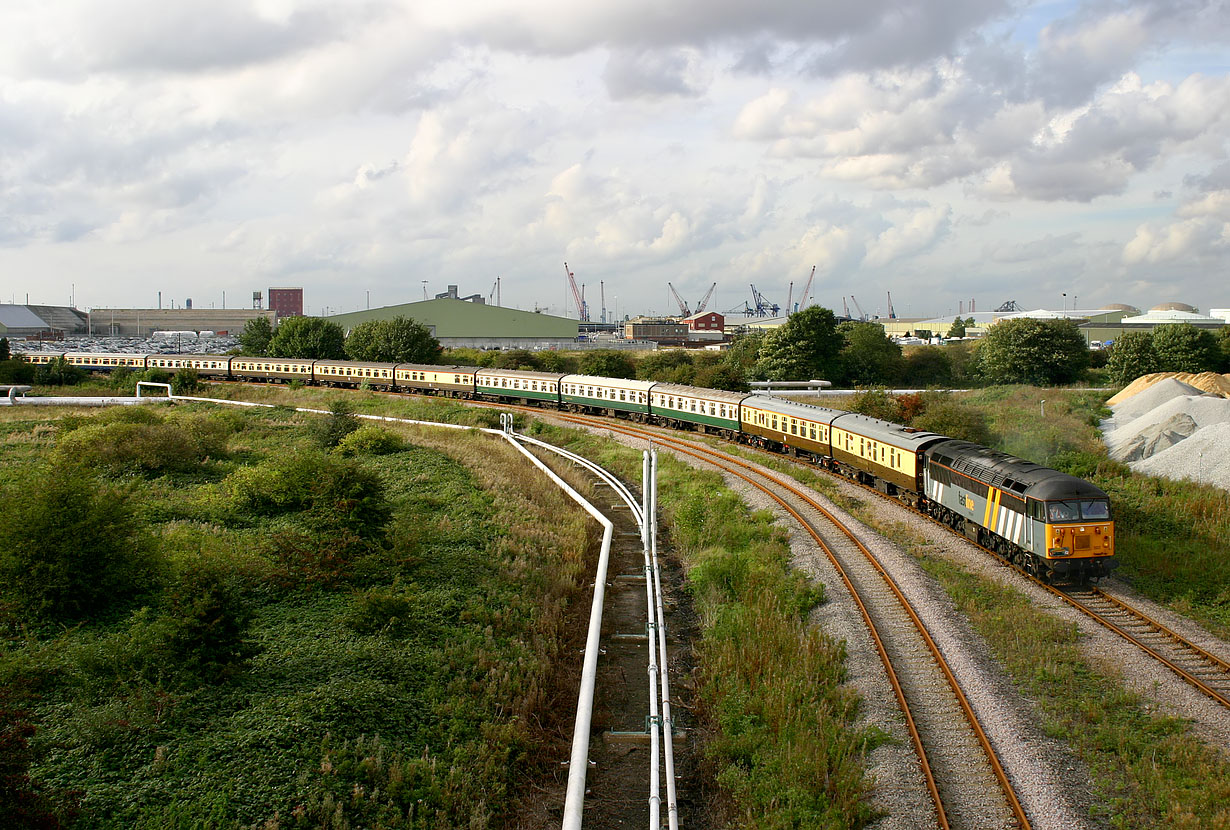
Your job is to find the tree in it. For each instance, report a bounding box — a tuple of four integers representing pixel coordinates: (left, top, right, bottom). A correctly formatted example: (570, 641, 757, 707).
(1218, 326, 1230, 372)
(755, 306, 844, 382)
(902, 346, 953, 386)
(0, 465, 155, 622)
(1150, 323, 1220, 373)
(636, 350, 696, 384)
(837, 321, 904, 386)
(912, 398, 993, 444)
(946, 317, 967, 338)
(267, 316, 346, 359)
(1105, 330, 1157, 386)
(976, 318, 1089, 386)
(0, 338, 9, 361)
(239, 316, 273, 356)
(344, 317, 440, 364)
(578, 350, 636, 379)
(33, 357, 85, 387)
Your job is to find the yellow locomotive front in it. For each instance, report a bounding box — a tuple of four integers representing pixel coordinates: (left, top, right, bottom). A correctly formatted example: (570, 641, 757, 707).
(1043, 498, 1114, 565)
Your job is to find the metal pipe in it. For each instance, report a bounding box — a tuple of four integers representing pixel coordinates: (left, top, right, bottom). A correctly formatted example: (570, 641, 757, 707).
(650, 448, 680, 829)
(642, 450, 662, 827)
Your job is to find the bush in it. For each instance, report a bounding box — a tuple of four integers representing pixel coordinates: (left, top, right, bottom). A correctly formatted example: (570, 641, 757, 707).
(848, 389, 904, 422)
(310, 399, 360, 448)
(334, 424, 404, 456)
(0, 465, 157, 622)
(171, 367, 200, 395)
(911, 397, 993, 444)
(0, 359, 35, 385)
(0, 687, 70, 827)
(225, 451, 391, 537)
(34, 357, 85, 387)
(54, 414, 228, 476)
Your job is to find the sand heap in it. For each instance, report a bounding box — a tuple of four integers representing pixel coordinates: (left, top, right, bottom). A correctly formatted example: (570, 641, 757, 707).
(1102, 373, 1230, 491)
(1108, 371, 1230, 406)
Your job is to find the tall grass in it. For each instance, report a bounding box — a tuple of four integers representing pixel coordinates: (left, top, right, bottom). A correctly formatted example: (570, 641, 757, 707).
(0, 407, 594, 827)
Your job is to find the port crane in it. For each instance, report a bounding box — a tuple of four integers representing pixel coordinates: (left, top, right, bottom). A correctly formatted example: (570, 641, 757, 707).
(563, 262, 589, 322)
(667, 282, 691, 317)
(749, 284, 780, 317)
(849, 294, 868, 321)
(695, 282, 716, 313)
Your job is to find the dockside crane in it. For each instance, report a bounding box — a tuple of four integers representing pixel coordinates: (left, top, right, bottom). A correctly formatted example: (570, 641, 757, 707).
(667, 282, 691, 317)
(749, 284, 780, 317)
(886, 290, 896, 319)
(695, 282, 716, 313)
(563, 262, 589, 322)
(795, 266, 816, 313)
(850, 294, 868, 321)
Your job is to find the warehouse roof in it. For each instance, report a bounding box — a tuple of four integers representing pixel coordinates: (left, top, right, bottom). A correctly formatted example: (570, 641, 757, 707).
(329, 298, 579, 339)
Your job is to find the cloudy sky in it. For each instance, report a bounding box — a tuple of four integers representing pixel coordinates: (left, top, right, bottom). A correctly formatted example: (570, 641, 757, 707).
(2, 0, 1228, 321)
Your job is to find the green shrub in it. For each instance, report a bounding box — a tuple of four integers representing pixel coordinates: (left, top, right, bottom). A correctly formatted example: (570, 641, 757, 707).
(912, 397, 992, 444)
(0, 465, 158, 622)
(848, 388, 904, 422)
(54, 418, 223, 475)
(310, 399, 360, 448)
(334, 424, 404, 456)
(171, 367, 200, 395)
(0, 359, 35, 385)
(33, 357, 85, 386)
(225, 451, 391, 536)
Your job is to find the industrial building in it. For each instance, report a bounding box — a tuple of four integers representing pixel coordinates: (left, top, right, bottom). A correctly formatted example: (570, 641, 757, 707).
(268, 287, 304, 317)
(0, 304, 89, 339)
(329, 298, 579, 349)
(86, 308, 278, 338)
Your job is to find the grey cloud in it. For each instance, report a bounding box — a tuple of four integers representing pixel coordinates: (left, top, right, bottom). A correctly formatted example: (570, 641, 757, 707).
(986, 232, 1082, 263)
(603, 49, 705, 99)
(8, 0, 387, 78)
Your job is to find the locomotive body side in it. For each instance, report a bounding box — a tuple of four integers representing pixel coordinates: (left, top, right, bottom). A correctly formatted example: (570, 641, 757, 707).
(925, 440, 1116, 579)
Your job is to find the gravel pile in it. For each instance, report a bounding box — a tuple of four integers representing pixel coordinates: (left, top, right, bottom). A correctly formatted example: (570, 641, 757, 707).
(1102, 377, 1230, 491)
(1132, 421, 1230, 489)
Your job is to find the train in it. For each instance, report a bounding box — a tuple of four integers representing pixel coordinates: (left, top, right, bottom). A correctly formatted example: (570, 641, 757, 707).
(19, 350, 1117, 581)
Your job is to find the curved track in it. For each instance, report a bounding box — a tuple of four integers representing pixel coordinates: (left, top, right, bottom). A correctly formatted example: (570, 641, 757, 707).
(549, 411, 1032, 830)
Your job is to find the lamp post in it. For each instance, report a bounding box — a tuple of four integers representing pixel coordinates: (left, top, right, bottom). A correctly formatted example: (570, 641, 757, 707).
(1061, 292, 1066, 313)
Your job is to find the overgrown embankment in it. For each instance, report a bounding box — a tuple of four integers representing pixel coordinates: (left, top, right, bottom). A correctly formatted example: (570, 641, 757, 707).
(0, 399, 592, 827)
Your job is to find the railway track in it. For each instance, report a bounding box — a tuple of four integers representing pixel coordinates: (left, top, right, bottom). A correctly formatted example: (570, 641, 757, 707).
(551, 411, 1032, 829)
(1056, 586, 1230, 707)
(686, 417, 1230, 716)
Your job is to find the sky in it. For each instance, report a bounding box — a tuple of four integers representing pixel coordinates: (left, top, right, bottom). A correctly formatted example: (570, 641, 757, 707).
(1, 0, 1228, 321)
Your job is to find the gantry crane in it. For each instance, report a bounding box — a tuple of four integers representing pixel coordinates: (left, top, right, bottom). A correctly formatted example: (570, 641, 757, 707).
(749, 284, 780, 317)
(797, 266, 816, 313)
(850, 294, 868, 321)
(563, 262, 589, 322)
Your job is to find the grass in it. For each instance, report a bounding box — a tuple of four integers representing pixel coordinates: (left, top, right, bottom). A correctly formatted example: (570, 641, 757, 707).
(533, 421, 887, 828)
(917, 547, 1230, 829)
(0, 401, 593, 827)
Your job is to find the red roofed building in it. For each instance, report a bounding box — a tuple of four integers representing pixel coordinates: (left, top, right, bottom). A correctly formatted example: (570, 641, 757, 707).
(682, 311, 724, 331)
